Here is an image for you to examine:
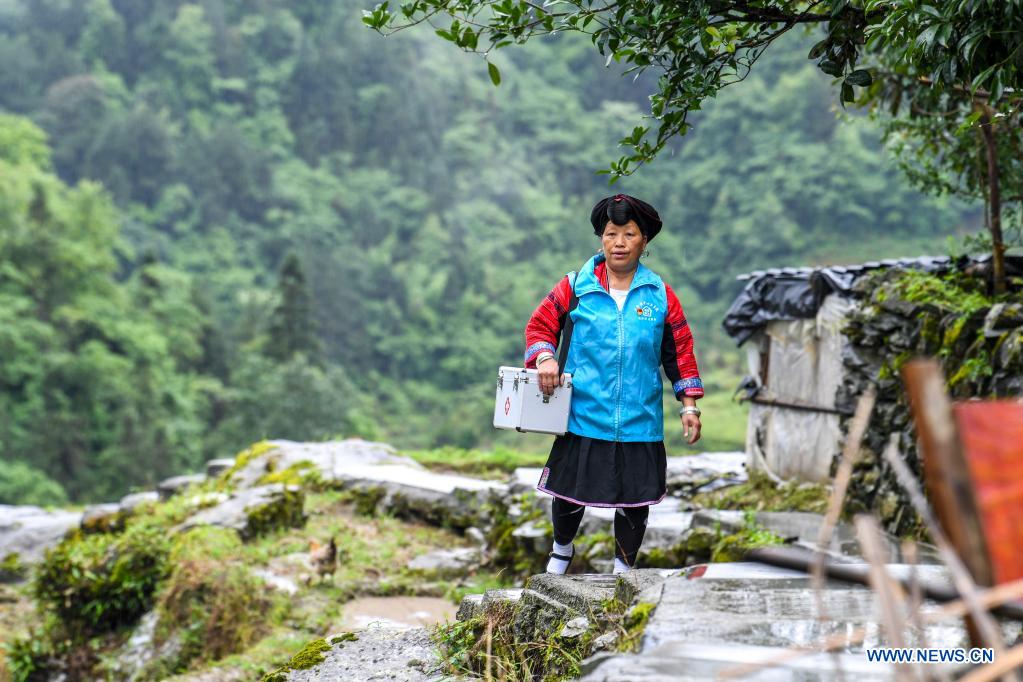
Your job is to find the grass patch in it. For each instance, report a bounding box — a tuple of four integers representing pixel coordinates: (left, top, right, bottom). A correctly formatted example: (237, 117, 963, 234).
(711, 511, 786, 562)
(691, 469, 830, 514)
(178, 631, 310, 681)
(433, 591, 658, 680)
(403, 446, 547, 479)
(667, 365, 748, 454)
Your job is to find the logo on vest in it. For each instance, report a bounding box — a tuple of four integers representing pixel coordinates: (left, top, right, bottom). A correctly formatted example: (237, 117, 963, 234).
(634, 301, 658, 321)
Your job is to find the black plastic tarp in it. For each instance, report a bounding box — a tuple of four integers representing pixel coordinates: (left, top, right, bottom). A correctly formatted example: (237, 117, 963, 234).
(721, 254, 1023, 346)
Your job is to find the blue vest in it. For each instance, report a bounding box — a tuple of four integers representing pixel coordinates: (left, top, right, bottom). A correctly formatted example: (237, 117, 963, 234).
(564, 254, 668, 442)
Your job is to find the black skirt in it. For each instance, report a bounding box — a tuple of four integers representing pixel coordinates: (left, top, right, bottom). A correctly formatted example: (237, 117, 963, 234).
(536, 432, 667, 507)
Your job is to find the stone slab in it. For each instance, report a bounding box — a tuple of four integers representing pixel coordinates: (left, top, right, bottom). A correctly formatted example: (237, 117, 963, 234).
(0, 504, 82, 564)
(286, 627, 445, 682)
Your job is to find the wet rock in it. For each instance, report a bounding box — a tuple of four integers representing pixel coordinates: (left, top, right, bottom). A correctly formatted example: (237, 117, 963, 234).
(560, 616, 590, 639)
(509, 467, 543, 496)
(80, 503, 124, 534)
(278, 627, 445, 681)
(177, 484, 305, 540)
(119, 491, 159, 514)
(515, 573, 619, 641)
(227, 439, 417, 490)
(112, 610, 185, 682)
(510, 520, 550, 555)
(406, 548, 480, 578)
(342, 468, 508, 531)
(0, 504, 82, 565)
(337, 596, 457, 630)
(455, 594, 484, 621)
(454, 587, 522, 626)
(482, 587, 523, 608)
(983, 302, 1023, 338)
(186, 491, 230, 508)
(157, 473, 206, 501)
(614, 569, 678, 605)
(251, 567, 300, 595)
(690, 509, 940, 563)
(450, 572, 674, 678)
(664, 452, 747, 497)
(581, 644, 901, 680)
(464, 526, 487, 548)
(591, 631, 619, 651)
(579, 561, 972, 681)
(205, 458, 236, 478)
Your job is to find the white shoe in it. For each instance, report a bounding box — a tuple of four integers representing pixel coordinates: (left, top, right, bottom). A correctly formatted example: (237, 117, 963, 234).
(546, 547, 575, 574)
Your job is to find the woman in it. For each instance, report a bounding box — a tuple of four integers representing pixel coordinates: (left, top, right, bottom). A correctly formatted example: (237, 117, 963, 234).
(524, 194, 704, 575)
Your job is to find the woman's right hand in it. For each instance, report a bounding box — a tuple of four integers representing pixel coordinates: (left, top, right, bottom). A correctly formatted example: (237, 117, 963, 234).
(537, 357, 563, 395)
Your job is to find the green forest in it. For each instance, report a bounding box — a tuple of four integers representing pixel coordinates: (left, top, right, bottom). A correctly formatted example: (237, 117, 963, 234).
(0, 0, 980, 505)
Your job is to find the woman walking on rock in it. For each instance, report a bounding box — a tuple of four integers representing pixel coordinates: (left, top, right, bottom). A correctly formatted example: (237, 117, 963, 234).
(524, 194, 704, 575)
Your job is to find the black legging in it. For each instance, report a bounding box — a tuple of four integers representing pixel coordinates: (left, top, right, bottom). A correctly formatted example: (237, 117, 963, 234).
(551, 497, 649, 567)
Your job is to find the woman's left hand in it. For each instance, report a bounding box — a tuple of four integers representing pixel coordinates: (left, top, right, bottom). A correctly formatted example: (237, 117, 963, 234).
(681, 414, 702, 445)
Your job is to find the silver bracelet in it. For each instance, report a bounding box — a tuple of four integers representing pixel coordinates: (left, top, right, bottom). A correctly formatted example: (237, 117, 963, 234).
(680, 406, 701, 417)
(535, 353, 556, 366)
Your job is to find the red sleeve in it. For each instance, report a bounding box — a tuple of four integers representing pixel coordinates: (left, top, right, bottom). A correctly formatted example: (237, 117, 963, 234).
(661, 283, 704, 399)
(524, 275, 573, 368)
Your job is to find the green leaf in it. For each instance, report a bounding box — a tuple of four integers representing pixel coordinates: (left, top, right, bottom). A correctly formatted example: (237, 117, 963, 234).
(845, 69, 872, 86)
(807, 38, 829, 59)
(954, 111, 983, 136)
(488, 62, 501, 86)
(841, 82, 855, 104)
(818, 59, 843, 77)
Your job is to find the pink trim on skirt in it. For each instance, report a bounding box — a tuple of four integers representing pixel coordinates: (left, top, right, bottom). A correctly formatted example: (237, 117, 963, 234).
(535, 483, 666, 508)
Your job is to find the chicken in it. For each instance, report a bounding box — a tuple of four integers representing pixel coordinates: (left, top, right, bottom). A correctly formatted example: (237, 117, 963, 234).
(307, 536, 338, 584)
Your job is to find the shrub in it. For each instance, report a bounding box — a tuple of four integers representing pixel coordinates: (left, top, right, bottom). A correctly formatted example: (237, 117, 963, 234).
(33, 522, 170, 635)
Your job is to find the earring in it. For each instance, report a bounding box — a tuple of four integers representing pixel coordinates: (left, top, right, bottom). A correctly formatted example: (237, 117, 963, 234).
(642, 249, 650, 258)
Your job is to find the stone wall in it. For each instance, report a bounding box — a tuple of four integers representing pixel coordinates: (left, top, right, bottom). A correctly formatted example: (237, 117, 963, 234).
(836, 267, 1023, 536)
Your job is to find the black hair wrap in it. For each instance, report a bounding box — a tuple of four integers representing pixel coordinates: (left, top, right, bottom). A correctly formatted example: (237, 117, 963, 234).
(589, 194, 663, 241)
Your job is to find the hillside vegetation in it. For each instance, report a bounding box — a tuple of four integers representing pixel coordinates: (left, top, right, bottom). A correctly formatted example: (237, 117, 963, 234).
(0, 0, 979, 503)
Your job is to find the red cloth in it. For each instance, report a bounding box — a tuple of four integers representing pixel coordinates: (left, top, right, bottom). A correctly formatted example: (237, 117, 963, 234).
(954, 401, 1023, 584)
(524, 261, 703, 399)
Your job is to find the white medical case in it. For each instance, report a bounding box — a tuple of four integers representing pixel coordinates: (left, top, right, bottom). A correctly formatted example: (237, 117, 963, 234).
(493, 366, 573, 435)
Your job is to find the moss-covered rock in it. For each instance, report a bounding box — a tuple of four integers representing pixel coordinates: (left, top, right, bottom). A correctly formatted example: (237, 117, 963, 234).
(839, 267, 1023, 536)
(484, 494, 551, 576)
(261, 638, 332, 681)
(218, 440, 281, 489)
(243, 485, 306, 540)
(0, 551, 26, 582)
(617, 601, 656, 652)
(177, 484, 306, 540)
(79, 504, 127, 535)
(347, 484, 386, 516)
(257, 460, 316, 486)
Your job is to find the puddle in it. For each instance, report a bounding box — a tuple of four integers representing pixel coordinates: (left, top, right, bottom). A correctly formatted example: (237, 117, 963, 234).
(339, 596, 457, 630)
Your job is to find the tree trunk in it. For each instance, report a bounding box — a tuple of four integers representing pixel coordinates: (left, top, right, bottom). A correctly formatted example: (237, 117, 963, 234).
(979, 109, 1006, 295)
